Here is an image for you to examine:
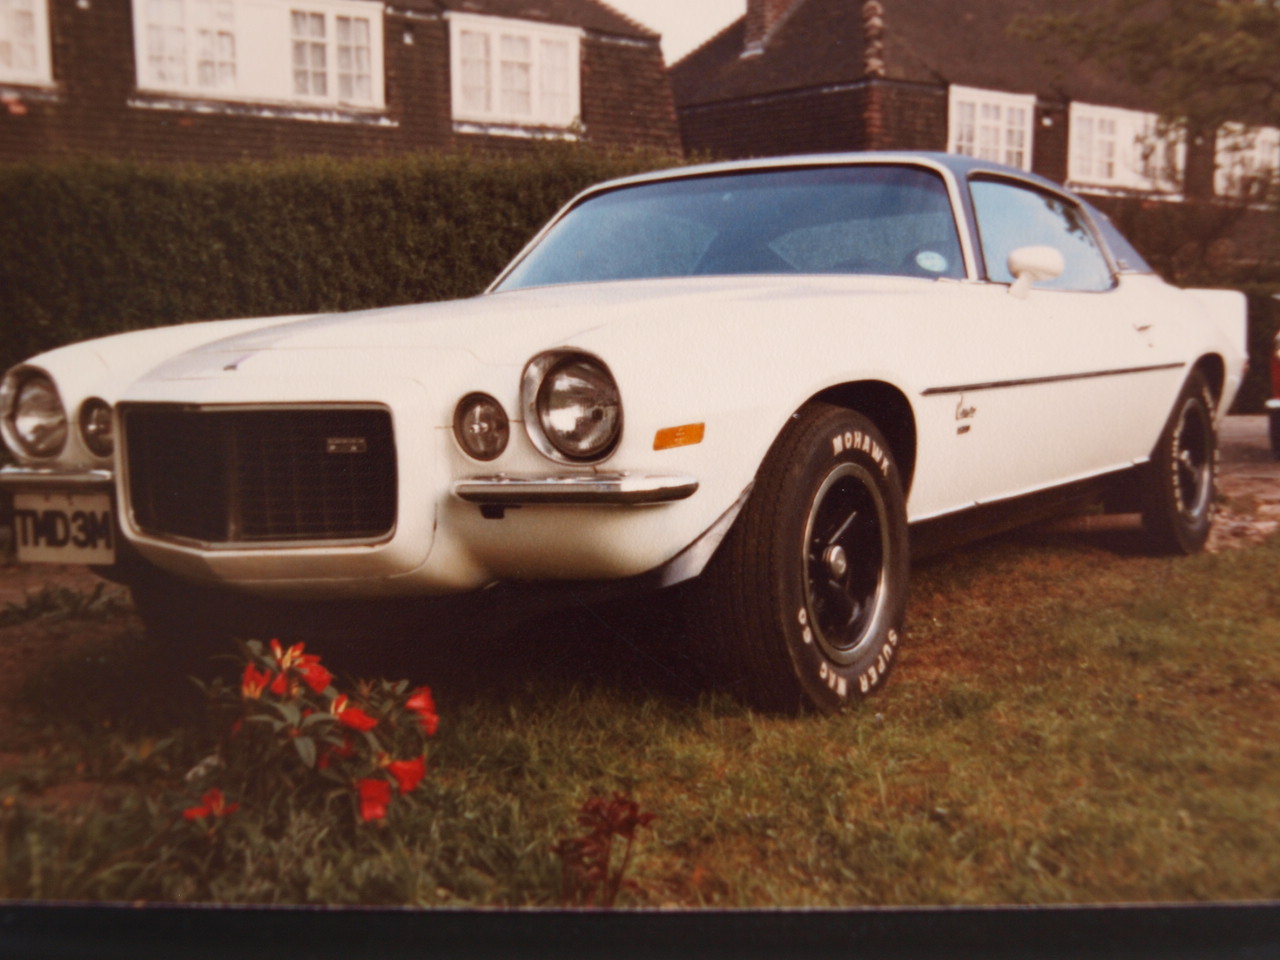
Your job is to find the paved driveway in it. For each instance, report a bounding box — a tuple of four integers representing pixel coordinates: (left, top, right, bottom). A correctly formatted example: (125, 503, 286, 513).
(1213, 415, 1280, 550)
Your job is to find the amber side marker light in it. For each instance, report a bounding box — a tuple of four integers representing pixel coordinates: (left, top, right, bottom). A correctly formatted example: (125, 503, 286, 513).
(653, 423, 705, 450)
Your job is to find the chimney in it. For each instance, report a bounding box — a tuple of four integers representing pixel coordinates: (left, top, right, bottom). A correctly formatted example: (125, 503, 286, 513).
(744, 0, 803, 55)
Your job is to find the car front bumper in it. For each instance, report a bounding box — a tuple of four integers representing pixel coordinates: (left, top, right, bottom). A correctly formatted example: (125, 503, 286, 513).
(0, 465, 114, 493)
(452, 473, 698, 505)
(1, 463, 709, 594)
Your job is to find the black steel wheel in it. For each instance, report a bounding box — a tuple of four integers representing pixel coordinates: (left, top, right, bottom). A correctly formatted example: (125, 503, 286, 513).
(1141, 371, 1218, 554)
(688, 402, 909, 713)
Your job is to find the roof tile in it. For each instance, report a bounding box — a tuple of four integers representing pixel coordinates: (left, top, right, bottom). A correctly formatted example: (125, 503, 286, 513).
(672, 0, 1168, 113)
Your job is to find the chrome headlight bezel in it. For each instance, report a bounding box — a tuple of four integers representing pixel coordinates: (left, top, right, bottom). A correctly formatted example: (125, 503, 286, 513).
(1, 366, 69, 460)
(522, 351, 622, 464)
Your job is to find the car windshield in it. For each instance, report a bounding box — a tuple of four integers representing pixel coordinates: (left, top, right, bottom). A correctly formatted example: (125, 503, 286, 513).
(495, 165, 966, 291)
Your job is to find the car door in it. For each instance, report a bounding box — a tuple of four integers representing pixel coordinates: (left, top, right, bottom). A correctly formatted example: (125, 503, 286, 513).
(917, 176, 1185, 513)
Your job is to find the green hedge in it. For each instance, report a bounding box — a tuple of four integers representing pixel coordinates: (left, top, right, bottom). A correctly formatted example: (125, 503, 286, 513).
(0, 145, 679, 375)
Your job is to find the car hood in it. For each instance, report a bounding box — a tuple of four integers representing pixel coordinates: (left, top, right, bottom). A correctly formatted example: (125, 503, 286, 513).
(139, 275, 930, 380)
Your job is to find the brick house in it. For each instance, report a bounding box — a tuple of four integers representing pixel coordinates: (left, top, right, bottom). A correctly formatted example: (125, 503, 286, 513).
(670, 0, 1279, 209)
(0, 0, 680, 162)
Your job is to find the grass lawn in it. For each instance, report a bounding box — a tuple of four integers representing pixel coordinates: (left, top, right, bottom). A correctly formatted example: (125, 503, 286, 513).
(1, 525, 1277, 907)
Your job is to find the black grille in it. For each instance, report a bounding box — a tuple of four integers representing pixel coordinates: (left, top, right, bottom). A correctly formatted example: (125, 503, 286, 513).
(124, 405, 396, 544)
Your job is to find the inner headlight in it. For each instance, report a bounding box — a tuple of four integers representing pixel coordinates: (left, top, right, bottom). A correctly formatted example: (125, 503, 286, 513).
(526, 353, 622, 462)
(79, 397, 115, 459)
(453, 393, 509, 461)
(1, 368, 68, 459)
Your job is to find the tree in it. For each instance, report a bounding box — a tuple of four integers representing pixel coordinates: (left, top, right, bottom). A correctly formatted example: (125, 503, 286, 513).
(1017, 0, 1280, 285)
(1017, 0, 1280, 133)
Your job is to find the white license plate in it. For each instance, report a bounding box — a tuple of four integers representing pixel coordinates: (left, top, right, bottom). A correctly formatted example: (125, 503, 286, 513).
(11, 491, 116, 564)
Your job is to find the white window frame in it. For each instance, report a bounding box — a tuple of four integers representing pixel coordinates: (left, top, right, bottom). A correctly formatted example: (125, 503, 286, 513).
(0, 0, 53, 86)
(447, 12, 581, 129)
(947, 86, 1035, 172)
(131, 0, 384, 109)
(1068, 102, 1185, 195)
(1215, 123, 1280, 199)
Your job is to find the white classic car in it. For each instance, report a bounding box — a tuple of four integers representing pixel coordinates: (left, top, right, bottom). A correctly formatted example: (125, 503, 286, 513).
(1, 153, 1248, 712)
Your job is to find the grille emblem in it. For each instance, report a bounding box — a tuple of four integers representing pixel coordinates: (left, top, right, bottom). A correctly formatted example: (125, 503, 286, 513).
(326, 437, 368, 455)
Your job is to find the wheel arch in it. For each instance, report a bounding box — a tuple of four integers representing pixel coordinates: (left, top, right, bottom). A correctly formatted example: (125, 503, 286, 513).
(1191, 353, 1226, 408)
(810, 381, 918, 496)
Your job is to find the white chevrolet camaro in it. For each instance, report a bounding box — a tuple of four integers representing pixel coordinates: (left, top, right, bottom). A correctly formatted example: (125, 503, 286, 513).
(0, 153, 1249, 712)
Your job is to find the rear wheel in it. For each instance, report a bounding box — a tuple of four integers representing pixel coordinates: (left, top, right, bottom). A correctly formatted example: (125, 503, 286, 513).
(1141, 371, 1217, 554)
(688, 403, 910, 713)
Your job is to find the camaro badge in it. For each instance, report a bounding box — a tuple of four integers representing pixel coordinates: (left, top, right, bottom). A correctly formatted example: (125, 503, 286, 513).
(326, 437, 368, 454)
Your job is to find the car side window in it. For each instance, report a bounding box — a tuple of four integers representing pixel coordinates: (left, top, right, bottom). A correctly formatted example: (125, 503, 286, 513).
(970, 178, 1114, 292)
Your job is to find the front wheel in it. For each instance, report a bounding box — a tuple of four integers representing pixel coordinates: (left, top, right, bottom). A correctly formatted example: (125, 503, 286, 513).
(1141, 371, 1218, 555)
(687, 403, 910, 713)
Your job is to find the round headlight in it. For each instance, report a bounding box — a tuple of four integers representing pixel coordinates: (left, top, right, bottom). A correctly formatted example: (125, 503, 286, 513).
(1, 369, 68, 459)
(533, 355, 621, 462)
(453, 393, 510, 461)
(79, 397, 114, 458)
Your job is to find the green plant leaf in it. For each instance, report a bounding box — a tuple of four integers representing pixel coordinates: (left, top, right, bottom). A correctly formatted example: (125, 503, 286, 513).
(294, 736, 317, 769)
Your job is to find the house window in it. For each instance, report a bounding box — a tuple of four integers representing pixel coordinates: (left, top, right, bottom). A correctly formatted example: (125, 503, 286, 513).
(335, 15, 371, 101)
(1068, 103, 1184, 194)
(0, 0, 53, 85)
(1216, 123, 1280, 200)
(291, 11, 327, 97)
(197, 0, 237, 90)
(448, 12, 581, 129)
(948, 86, 1035, 171)
(132, 0, 383, 108)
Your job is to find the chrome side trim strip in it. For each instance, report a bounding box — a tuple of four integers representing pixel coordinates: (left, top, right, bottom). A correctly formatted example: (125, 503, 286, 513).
(921, 362, 1185, 396)
(1265, 398, 1280, 411)
(452, 473, 698, 505)
(0, 466, 114, 493)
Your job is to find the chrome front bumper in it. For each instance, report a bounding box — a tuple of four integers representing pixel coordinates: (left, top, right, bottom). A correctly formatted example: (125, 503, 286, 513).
(1, 465, 698, 507)
(0, 465, 114, 493)
(452, 473, 698, 505)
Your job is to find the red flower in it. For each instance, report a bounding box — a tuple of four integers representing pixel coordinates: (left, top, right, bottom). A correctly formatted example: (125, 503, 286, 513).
(269, 671, 291, 697)
(269, 638, 307, 670)
(241, 664, 273, 700)
(386, 757, 427, 794)
(267, 639, 332, 694)
(332, 694, 378, 732)
(183, 787, 239, 821)
(299, 660, 333, 694)
(406, 686, 440, 736)
(358, 778, 392, 822)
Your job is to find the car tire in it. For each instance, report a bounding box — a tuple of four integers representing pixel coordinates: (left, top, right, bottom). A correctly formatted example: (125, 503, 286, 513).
(688, 403, 909, 713)
(1140, 371, 1217, 555)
